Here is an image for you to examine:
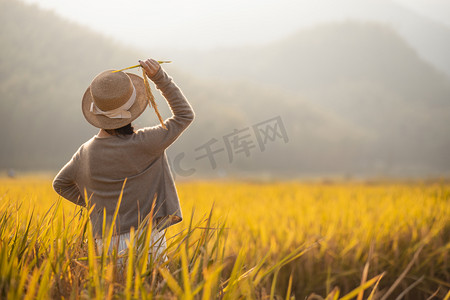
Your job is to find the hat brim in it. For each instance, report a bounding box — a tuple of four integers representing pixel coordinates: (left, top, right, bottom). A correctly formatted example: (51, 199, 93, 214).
(82, 72, 148, 129)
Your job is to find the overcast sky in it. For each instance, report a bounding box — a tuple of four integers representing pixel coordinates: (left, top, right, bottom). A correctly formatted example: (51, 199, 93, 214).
(21, 0, 450, 51)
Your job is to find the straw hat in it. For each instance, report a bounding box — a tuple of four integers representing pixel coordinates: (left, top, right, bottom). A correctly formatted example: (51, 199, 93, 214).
(82, 70, 148, 129)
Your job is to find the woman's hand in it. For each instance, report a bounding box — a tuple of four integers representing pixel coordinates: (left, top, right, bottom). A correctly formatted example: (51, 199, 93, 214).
(139, 58, 161, 78)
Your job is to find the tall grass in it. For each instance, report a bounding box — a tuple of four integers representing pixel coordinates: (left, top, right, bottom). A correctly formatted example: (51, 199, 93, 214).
(0, 177, 449, 299)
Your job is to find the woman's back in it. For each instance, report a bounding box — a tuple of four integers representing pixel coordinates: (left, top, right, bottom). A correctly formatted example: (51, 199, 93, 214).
(53, 61, 195, 239)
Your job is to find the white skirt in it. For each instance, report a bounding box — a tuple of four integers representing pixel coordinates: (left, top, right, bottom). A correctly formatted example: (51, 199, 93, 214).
(95, 228, 168, 265)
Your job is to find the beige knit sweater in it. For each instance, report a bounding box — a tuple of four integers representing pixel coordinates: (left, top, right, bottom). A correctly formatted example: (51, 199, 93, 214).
(53, 67, 195, 238)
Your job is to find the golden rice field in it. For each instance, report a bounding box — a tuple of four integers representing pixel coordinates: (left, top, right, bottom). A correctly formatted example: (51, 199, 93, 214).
(0, 176, 449, 299)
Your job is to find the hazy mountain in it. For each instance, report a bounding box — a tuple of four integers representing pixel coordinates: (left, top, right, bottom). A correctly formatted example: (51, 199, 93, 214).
(351, 0, 450, 79)
(331, 0, 450, 78)
(1, 0, 372, 179)
(158, 0, 450, 79)
(170, 20, 450, 176)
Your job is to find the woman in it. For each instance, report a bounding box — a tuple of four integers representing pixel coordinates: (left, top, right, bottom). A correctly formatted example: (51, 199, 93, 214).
(53, 58, 195, 264)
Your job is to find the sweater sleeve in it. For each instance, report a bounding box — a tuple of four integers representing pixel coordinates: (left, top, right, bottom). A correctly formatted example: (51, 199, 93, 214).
(136, 67, 195, 153)
(52, 150, 85, 207)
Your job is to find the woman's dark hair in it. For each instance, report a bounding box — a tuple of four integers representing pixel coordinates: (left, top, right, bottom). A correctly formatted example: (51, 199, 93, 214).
(105, 123, 135, 136)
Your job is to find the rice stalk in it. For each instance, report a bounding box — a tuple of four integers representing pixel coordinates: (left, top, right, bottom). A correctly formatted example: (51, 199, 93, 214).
(112, 61, 172, 73)
(142, 68, 167, 130)
(0, 178, 448, 299)
(339, 273, 385, 300)
(380, 243, 425, 300)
